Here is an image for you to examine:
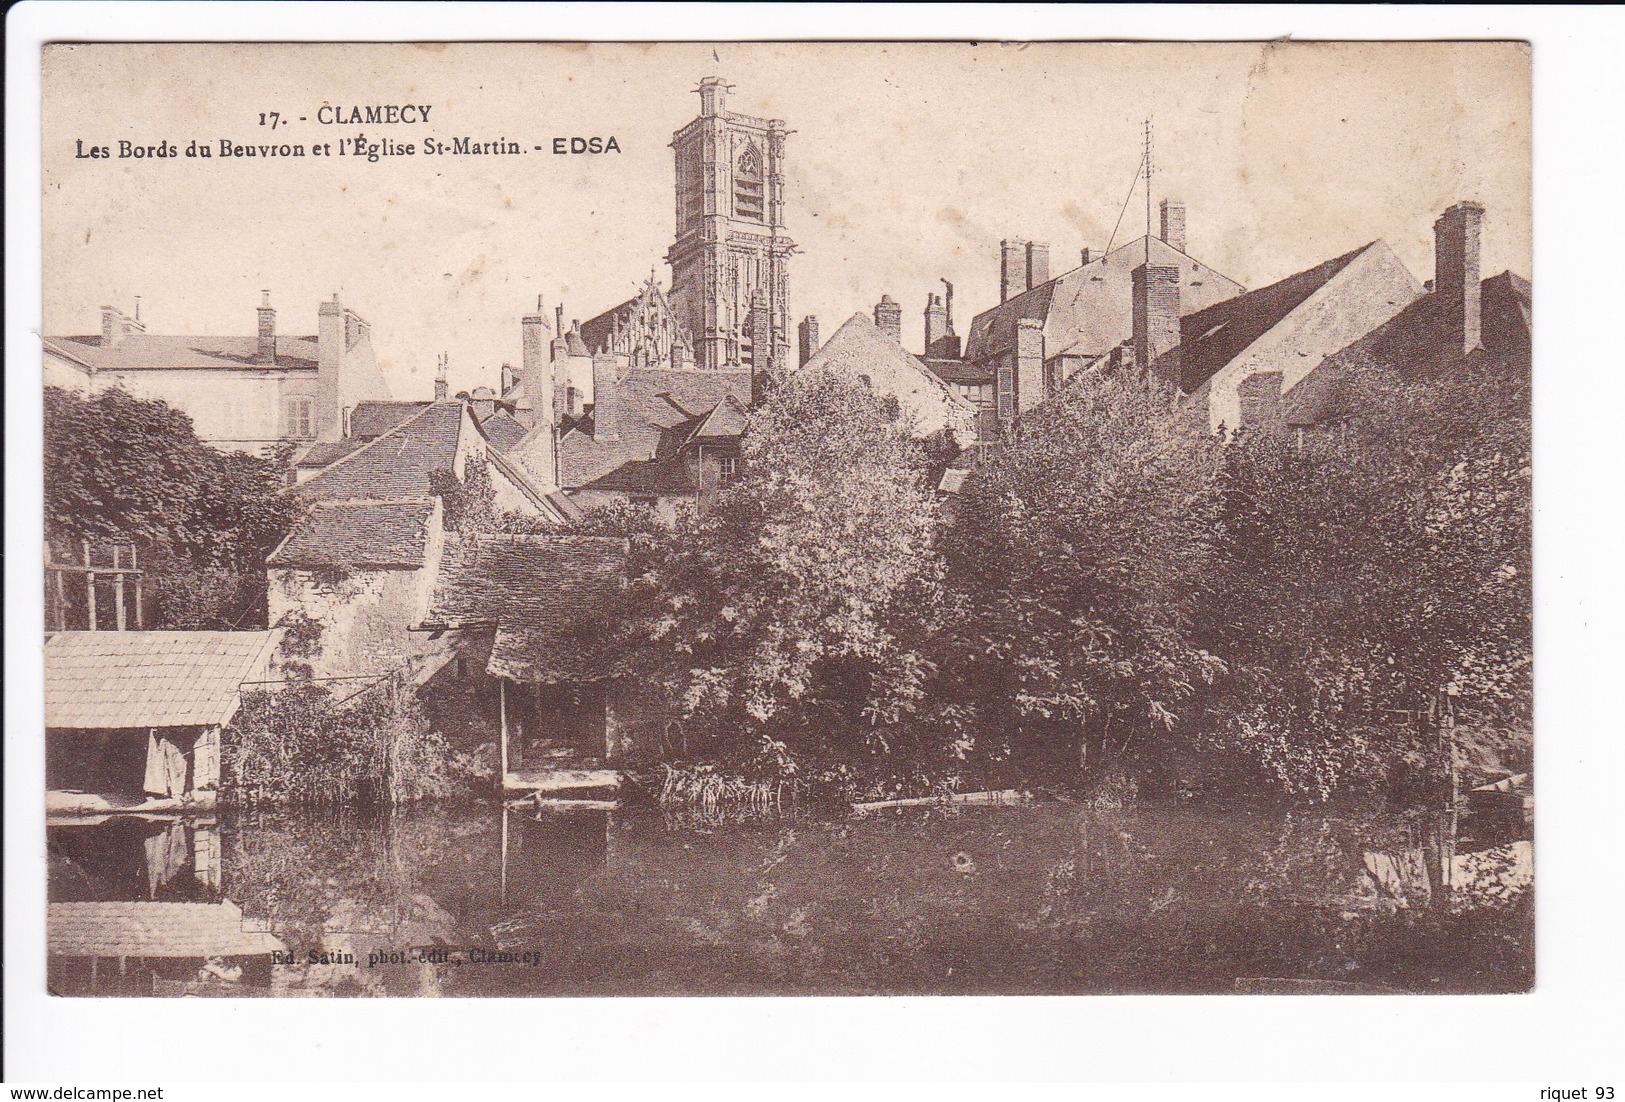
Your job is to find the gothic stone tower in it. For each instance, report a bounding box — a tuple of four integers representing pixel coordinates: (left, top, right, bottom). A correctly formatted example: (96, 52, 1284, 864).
(666, 77, 794, 373)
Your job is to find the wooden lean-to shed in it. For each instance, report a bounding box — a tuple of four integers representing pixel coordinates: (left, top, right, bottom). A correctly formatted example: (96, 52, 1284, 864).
(44, 629, 282, 815)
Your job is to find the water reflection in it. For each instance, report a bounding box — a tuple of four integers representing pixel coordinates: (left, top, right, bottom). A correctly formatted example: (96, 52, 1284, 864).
(46, 797, 1533, 997)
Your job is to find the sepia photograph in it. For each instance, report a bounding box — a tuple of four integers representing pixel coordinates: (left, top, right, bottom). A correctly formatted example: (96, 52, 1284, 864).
(31, 35, 1536, 1004)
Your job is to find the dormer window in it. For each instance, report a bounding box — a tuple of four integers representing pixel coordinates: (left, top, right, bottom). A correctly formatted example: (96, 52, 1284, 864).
(734, 144, 764, 222)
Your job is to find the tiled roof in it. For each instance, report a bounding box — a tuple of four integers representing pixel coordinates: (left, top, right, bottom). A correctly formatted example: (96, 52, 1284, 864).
(559, 367, 751, 495)
(296, 401, 466, 502)
(350, 400, 430, 440)
(963, 235, 1245, 364)
(42, 333, 319, 372)
(924, 358, 993, 386)
(1285, 269, 1532, 425)
(294, 440, 362, 469)
(1173, 243, 1371, 394)
(688, 394, 750, 442)
(423, 534, 628, 683)
(45, 630, 282, 729)
(267, 498, 436, 568)
(803, 313, 977, 413)
(49, 900, 285, 958)
(480, 408, 530, 454)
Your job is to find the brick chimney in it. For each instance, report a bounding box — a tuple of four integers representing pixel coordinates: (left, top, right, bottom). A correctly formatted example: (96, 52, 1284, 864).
(1133, 263, 1182, 388)
(99, 304, 145, 349)
(256, 290, 277, 364)
(798, 316, 820, 367)
(1000, 239, 1027, 302)
(316, 293, 346, 442)
(924, 293, 949, 356)
(521, 295, 551, 401)
(433, 353, 448, 401)
(1080, 247, 1092, 266)
(1434, 201, 1485, 355)
(1159, 200, 1187, 254)
(749, 288, 774, 404)
(1026, 242, 1051, 290)
(873, 294, 902, 344)
(1015, 318, 1046, 414)
(591, 354, 626, 439)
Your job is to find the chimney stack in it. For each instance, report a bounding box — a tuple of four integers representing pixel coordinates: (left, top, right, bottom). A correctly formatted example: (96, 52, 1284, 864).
(1015, 318, 1046, 414)
(798, 316, 820, 367)
(99, 304, 145, 349)
(1080, 247, 1092, 266)
(924, 293, 949, 356)
(1026, 242, 1051, 290)
(1434, 201, 1485, 355)
(256, 290, 277, 364)
(591, 355, 625, 439)
(873, 294, 903, 344)
(749, 288, 773, 404)
(521, 296, 551, 397)
(434, 353, 449, 401)
(1000, 240, 1027, 303)
(1133, 263, 1183, 388)
(316, 293, 346, 442)
(1160, 200, 1187, 254)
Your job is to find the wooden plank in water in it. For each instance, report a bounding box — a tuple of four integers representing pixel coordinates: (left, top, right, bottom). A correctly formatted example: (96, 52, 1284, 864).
(504, 768, 622, 792)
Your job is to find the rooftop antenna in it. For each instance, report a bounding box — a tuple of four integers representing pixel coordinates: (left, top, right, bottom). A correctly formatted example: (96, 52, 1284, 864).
(1143, 116, 1153, 265)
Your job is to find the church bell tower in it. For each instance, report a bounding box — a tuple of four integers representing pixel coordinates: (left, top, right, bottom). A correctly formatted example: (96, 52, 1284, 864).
(666, 77, 794, 373)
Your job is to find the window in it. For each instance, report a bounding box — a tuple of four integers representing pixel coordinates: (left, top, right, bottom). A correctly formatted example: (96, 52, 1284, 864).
(734, 144, 764, 222)
(285, 397, 314, 439)
(717, 456, 740, 485)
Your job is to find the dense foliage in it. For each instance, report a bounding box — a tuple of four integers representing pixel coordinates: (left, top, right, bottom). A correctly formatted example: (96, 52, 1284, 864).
(939, 371, 1227, 778)
(224, 679, 458, 805)
(628, 366, 959, 789)
(43, 386, 295, 628)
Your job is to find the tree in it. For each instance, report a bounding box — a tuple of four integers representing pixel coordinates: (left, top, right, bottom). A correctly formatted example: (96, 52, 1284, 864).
(940, 369, 1227, 778)
(1197, 353, 1532, 798)
(630, 366, 953, 784)
(43, 386, 296, 628)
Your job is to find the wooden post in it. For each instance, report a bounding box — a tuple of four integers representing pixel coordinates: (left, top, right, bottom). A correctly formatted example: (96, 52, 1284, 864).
(500, 797, 509, 905)
(113, 546, 127, 631)
(83, 540, 97, 630)
(131, 545, 144, 629)
(55, 569, 68, 632)
(499, 678, 510, 790)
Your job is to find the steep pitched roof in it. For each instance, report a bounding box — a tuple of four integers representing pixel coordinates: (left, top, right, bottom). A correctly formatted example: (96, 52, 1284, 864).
(1284, 268, 1532, 425)
(479, 408, 530, 454)
(689, 393, 751, 442)
(45, 630, 282, 729)
(266, 498, 436, 569)
(963, 235, 1245, 364)
(558, 367, 751, 495)
(805, 313, 978, 414)
(295, 401, 467, 502)
(41, 333, 320, 372)
(350, 400, 430, 441)
(1173, 243, 1371, 393)
(293, 440, 363, 469)
(422, 534, 629, 682)
(49, 900, 285, 959)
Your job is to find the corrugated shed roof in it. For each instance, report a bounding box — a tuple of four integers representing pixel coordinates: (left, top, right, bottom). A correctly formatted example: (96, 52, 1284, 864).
(49, 900, 285, 958)
(424, 534, 628, 683)
(350, 400, 430, 440)
(42, 334, 319, 372)
(480, 408, 530, 454)
(45, 630, 282, 729)
(267, 498, 436, 568)
(296, 401, 466, 502)
(558, 367, 751, 495)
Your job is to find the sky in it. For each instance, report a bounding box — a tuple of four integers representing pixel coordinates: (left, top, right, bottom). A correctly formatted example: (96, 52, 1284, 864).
(42, 41, 1530, 399)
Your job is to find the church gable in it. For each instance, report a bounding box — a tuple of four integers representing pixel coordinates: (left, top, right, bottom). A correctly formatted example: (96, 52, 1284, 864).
(580, 278, 696, 370)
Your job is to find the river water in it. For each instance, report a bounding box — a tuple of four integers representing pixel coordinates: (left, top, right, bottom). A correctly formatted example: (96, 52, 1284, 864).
(47, 797, 1532, 996)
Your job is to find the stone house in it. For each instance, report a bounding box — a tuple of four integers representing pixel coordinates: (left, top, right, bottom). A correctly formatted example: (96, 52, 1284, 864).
(45, 292, 390, 456)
